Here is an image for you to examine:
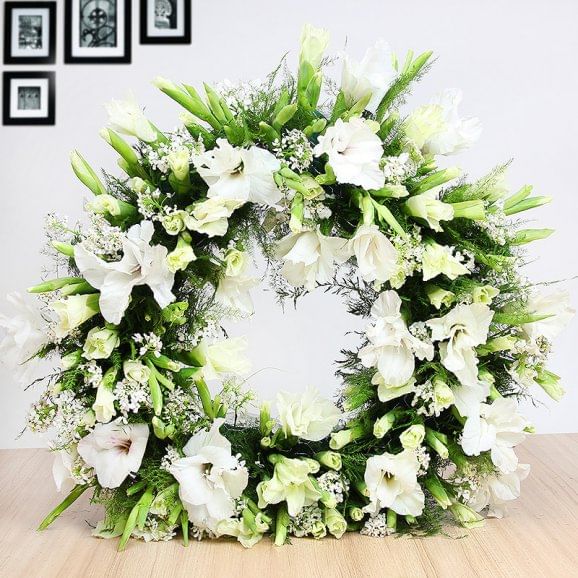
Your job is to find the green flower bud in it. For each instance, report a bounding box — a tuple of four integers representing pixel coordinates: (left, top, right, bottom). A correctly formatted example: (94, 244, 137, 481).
(324, 508, 347, 539)
(315, 451, 342, 471)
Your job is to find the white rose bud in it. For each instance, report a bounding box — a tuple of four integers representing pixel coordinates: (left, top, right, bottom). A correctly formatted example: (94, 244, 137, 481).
(399, 424, 426, 450)
(52, 294, 100, 339)
(123, 360, 151, 384)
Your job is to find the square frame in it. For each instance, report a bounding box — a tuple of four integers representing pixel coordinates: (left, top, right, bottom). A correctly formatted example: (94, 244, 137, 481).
(64, 0, 131, 64)
(3, 2, 57, 65)
(3, 71, 55, 125)
(140, 0, 191, 45)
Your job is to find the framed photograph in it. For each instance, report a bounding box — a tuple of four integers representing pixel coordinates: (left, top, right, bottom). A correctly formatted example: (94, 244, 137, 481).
(3, 2, 56, 65)
(140, 0, 191, 44)
(3, 71, 55, 125)
(64, 0, 131, 64)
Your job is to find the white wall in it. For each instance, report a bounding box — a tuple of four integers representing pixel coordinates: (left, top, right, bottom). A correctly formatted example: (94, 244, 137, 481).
(1, 0, 577, 448)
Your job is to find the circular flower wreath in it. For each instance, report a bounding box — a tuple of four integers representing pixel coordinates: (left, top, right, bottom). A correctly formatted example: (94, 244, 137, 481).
(2, 25, 574, 549)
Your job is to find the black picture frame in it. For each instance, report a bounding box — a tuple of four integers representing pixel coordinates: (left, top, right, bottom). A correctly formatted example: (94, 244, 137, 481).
(3, 2, 57, 65)
(64, 0, 131, 64)
(140, 0, 191, 45)
(3, 71, 56, 126)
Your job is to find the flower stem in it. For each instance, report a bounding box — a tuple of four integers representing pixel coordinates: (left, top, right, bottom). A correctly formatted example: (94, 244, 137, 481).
(274, 504, 290, 546)
(38, 483, 89, 531)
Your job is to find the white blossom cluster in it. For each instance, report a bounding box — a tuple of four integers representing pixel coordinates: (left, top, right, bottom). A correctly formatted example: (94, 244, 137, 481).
(114, 379, 152, 416)
(136, 187, 163, 220)
(132, 516, 177, 542)
(478, 207, 512, 246)
(26, 395, 57, 433)
(317, 471, 349, 504)
(288, 505, 325, 538)
(160, 445, 182, 472)
(382, 152, 416, 183)
(81, 360, 103, 388)
(272, 129, 314, 172)
(133, 332, 163, 357)
(161, 388, 203, 434)
(51, 390, 92, 448)
(141, 128, 204, 174)
(214, 78, 268, 113)
(389, 226, 424, 288)
(82, 214, 124, 259)
(360, 513, 395, 538)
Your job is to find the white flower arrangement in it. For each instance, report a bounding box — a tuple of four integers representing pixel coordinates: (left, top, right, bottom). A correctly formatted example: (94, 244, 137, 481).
(0, 24, 574, 550)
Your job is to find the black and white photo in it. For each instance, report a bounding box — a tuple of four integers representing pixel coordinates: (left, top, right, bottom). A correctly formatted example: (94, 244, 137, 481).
(65, 0, 131, 63)
(3, 72, 55, 125)
(140, 0, 191, 44)
(3, 2, 56, 65)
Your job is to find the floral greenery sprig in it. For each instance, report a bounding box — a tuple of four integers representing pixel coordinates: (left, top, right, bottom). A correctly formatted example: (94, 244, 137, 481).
(0, 24, 574, 549)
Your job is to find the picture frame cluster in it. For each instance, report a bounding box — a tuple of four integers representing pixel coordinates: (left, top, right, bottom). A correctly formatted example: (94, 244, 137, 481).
(2, 0, 192, 125)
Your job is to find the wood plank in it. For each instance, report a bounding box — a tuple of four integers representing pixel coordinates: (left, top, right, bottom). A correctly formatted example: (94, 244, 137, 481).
(0, 435, 577, 578)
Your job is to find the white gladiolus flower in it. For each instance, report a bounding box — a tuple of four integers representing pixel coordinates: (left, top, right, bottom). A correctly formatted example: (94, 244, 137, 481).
(427, 303, 494, 416)
(468, 463, 530, 518)
(404, 190, 454, 232)
(169, 419, 249, 533)
(363, 449, 425, 516)
(521, 290, 575, 342)
(404, 89, 482, 156)
(257, 457, 321, 516)
(77, 419, 149, 488)
(52, 293, 100, 339)
(348, 224, 399, 284)
(104, 94, 157, 142)
(52, 448, 78, 493)
(0, 292, 48, 384)
(196, 337, 251, 381)
(185, 197, 244, 238)
(341, 40, 397, 112)
(461, 398, 528, 473)
(74, 221, 175, 325)
(421, 242, 470, 281)
(371, 373, 417, 402)
(82, 327, 120, 360)
(194, 139, 281, 206)
(359, 291, 434, 389)
(93, 383, 116, 423)
(299, 24, 329, 69)
(276, 387, 341, 441)
(313, 117, 385, 190)
(275, 228, 351, 291)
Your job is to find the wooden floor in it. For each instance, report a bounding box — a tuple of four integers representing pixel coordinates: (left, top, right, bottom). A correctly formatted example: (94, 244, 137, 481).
(0, 434, 577, 578)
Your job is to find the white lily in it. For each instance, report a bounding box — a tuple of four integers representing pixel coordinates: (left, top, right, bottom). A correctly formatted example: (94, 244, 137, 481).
(468, 463, 530, 518)
(74, 221, 175, 325)
(277, 387, 341, 441)
(521, 290, 575, 342)
(341, 40, 397, 112)
(77, 419, 149, 488)
(275, 227, 351, 291)
(359, 291, 434, 389)
(194, 139, 281, 206)
(0, 292, 47, 384)
(104, 93, 157, 142)
(215, 248, 258, 314)
(363, 449, 425, 516)
(257, 457, 321, 516)
(169, 419, 249, 533)
(404, 89, 482, 156)
(461, 398, 528, 473)
(313, 117, 385, 190)
(52, 448, 79, 493)
(195, 337, 251, 381)
(427, 303, 494, 416)
(348, 224, 399, 284)
(185, 197, 244, 238)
